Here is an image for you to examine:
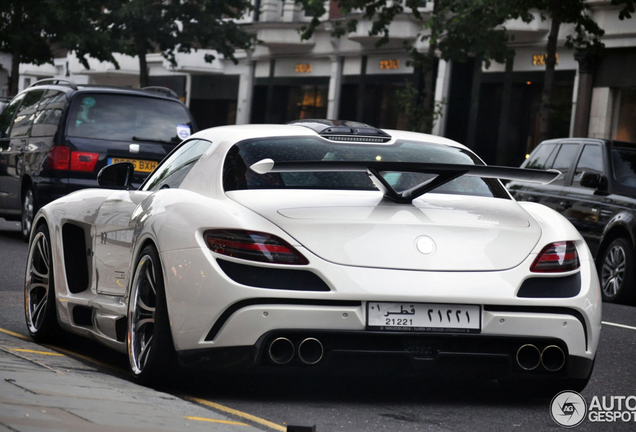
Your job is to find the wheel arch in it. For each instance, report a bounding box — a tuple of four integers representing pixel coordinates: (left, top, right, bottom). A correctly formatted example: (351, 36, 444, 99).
(598, 220, 636, 262)
(20, 174, 34, 198)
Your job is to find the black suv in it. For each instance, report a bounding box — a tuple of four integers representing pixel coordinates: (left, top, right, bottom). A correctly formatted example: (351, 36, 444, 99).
(508, 138, 636, 304)
(0, 79, 197, 239)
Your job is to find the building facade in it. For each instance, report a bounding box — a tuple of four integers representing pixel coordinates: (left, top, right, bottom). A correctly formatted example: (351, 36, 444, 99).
(10, 0, 636, 166)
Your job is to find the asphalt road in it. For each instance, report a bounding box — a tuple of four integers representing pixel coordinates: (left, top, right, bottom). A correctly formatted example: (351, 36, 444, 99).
(1, 218, 636, 431)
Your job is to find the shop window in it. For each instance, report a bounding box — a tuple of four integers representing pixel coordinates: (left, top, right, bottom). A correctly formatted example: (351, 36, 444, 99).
(614, 88, 636, 142)
(286, 86, 327, 120)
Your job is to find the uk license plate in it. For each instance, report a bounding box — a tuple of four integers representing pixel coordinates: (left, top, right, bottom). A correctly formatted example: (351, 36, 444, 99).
(108, 158, 157, 173)
(367, 302, 481, 333)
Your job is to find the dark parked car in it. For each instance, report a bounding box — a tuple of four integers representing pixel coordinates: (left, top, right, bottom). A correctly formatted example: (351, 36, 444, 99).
(508, 138, 636, 304)
(0, 79, 197, 239)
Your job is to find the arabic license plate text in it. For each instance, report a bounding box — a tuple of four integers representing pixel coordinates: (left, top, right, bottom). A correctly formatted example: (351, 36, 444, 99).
(367, 302, 481, 333)
(108, 158, 157, 173)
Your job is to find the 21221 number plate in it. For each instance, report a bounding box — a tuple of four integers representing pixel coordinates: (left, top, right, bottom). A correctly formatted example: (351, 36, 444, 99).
(367, 302, 481, 333)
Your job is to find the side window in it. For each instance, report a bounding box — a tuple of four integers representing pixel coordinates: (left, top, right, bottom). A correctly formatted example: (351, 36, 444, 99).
(143, 139, 212, 191)
(10, 90, 44, 138)
(31, 90, 66, 137)
(573, 145, 603, 186)
(550, 143, 581, 185)
(0, 95, 25, 140)
(524, 143, 558, 170)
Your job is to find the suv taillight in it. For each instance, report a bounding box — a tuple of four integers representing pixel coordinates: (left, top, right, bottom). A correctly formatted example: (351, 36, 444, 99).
(70, 151, 99, 172)
(46, 146, 99, 172)
(204, 229, 309, 265)
(46, 146, 71, 170)
(530, 241, 580, 273)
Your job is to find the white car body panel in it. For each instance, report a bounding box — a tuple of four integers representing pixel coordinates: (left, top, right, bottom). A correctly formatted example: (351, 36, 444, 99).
(28, 122, 601, 387)
(229, 190, 541, 271)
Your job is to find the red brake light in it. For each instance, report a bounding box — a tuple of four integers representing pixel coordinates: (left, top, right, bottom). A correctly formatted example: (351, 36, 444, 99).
(46, 147, 99, 172)
(530, 241, 580, 273)
(46, 145, 71, 170)
(205, 230, 308, 265)
(70, 151, 99, 172)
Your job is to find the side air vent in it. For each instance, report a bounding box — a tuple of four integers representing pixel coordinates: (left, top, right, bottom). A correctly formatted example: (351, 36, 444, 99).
(62, 223, 90, 294)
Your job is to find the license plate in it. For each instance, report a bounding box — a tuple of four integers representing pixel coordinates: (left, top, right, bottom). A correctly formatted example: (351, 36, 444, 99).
(367, 302, 481, 333)
(108, 158, 157, 173)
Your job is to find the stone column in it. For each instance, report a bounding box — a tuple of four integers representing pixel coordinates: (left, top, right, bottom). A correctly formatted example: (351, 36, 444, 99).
(572, 48, 597, 138)
(327, 56, 343, 120)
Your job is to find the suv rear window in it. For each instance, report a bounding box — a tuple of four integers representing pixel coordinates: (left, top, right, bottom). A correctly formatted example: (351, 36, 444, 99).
(67, 93, 193, 143)
(223, 137, 508, 198)
(524, 143, 558, 170)
(612, 147, 636, 187)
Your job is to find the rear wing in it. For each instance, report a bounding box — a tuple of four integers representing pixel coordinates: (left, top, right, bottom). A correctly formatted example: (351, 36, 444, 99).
(250, 159, 560, 204)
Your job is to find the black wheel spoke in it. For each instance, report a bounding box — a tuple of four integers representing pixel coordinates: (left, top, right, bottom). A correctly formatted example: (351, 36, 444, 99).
(129, 254, 159, 376)
(24, 228, 57, 339)
(600, 240, 634, 303)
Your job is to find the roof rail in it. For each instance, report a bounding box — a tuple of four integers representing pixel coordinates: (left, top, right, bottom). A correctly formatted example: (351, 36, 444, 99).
(29, 78, 78, 90)
(141, 86, 178, 98)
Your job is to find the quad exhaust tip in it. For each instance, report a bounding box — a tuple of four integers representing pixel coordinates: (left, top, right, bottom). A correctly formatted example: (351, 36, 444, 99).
(541, 345, 565, 372)
(516, 344, 565, 372)
(298, 338, 324, 365)
(268, 337, 294, 365)
(516, 344, 541, 370)
(267, 337, 324, 365)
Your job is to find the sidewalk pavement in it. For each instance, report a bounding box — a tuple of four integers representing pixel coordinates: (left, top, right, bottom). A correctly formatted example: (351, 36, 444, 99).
(0, 329, 263, 432)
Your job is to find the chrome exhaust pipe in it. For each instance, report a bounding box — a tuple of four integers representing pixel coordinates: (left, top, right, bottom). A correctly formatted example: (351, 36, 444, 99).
(541, 345, 566, 372)
(516, 344, 541, 370)
(298, 338, 324, 365)
(268, 337, 294, 364)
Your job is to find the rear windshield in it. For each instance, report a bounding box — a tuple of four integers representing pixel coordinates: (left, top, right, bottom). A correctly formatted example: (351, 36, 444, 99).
(67, 93, 193, 143)
(223, 137, 509, 198)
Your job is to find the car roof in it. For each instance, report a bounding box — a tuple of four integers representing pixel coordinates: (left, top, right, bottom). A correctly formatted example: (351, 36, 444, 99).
(189, 123, 471, 152)
(539, 137, 636, 147)
(18, 79, 182, 102)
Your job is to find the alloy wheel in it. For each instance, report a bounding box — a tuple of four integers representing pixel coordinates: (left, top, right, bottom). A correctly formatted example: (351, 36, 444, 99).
(25, 231, 51, 334)
(601, 244, 626, 299)
(128, 254, 157, 375)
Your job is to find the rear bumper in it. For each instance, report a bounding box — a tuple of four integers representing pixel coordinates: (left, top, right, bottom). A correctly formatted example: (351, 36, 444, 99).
(178, 330, 595, 380)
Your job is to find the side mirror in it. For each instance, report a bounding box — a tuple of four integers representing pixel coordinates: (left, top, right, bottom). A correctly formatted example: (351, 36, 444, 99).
(580, 172, 607, 190)
(98, 162, 135, 190)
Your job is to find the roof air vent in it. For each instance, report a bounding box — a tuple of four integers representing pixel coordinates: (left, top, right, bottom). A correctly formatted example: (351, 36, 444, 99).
(287, 119, 392, 143)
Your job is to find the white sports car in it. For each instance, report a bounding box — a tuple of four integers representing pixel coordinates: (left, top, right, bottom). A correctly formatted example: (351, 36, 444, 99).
(25, 120, 601, 394)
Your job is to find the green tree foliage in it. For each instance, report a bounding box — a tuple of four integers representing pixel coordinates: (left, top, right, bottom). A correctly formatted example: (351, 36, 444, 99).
(0, 0, 116, 96)
(295, 0, 532, 132)
(1, 0, 256, 95)
(101, 0, 255, 87)
(513, 0, 634, 142)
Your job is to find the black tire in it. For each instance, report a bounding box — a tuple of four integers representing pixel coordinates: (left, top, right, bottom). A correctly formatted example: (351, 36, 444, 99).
(127, 245, 178, 386)
(24, 224, 61, 342)
(598, 238, 635, 304)
(21, 187, 36, 242)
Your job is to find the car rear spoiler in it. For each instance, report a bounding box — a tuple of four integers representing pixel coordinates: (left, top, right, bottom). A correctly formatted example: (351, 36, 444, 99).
(250, 158, 560, 203)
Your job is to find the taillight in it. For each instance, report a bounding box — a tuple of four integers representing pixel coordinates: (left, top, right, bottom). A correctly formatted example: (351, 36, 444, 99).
(205, 230, 308, 265)
(70, 151, 99, 172)
(530, 241, 580, 273)
(46, 146, 99, 172)
(46, 145, 71, 170)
